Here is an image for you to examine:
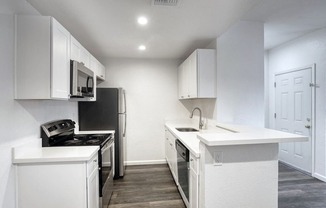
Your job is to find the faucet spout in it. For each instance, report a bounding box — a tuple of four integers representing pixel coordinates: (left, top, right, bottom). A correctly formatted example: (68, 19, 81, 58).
(190, 107, 204, 130)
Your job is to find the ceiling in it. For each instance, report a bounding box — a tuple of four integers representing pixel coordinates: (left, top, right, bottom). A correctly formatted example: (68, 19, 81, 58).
(244, 0, 326, 50)
(26, 0, 326, 60)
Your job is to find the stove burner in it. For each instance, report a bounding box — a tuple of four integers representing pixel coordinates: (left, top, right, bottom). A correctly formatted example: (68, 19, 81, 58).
(86, 139, 101, 145)
(63, 139, 83, 146)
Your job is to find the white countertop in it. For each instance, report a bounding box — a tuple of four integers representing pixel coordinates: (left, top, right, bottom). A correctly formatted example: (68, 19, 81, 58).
(12, 146, 99, 164)
(198, 123, 308, 146)
(165, 120, 308, 157)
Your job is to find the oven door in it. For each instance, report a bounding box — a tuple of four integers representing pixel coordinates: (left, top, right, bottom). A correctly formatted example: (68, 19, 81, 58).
(100, 139, 114, 207)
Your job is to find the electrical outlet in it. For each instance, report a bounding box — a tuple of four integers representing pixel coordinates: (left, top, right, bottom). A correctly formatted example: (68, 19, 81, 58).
(213, 151, 223, 166)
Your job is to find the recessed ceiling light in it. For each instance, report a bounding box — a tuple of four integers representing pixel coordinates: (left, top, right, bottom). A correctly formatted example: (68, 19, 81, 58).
(138, 45, 146, 51)
(137, 16, 148, 25)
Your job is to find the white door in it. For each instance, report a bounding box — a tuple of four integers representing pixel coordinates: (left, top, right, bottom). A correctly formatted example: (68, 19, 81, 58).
(275, 67, 312, 173)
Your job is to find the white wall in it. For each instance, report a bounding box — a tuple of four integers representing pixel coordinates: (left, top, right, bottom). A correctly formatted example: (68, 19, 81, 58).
(266, 28, 326, 181)
(0, 1, 78, 207)
(99, 58, 189, 165)
(214, 21, 265, 127)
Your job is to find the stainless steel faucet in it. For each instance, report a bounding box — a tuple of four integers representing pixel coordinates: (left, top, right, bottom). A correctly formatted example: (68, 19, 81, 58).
(190, 107, 204, 130)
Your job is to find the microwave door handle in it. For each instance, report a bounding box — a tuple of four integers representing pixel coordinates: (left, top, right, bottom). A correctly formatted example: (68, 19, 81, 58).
(86, 76, 94, 93)
(86, 77, 90, 93)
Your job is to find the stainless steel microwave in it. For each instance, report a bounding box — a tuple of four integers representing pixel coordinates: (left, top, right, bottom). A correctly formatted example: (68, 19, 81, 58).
(70, 60, 94, 99)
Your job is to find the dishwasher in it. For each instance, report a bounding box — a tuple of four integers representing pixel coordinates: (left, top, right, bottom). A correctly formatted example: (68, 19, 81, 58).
(176, 139, 189, 204)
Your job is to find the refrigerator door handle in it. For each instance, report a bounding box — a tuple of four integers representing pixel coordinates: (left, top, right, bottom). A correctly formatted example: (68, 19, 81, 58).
(123, 90, 127, 114)
(123, 113, 126, 137)
(122, 89, 126, 137)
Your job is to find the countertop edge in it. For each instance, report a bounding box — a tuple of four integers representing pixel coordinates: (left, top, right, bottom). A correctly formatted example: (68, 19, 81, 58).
(198, 135, 308, 146)
(12, 146, 99, 164)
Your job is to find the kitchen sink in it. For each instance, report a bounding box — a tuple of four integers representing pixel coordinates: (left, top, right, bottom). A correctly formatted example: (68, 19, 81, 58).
(176, 127, 199, 132)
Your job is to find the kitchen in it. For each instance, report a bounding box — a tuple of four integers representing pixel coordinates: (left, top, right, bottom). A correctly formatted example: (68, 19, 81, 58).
(1, 0, 326, 208)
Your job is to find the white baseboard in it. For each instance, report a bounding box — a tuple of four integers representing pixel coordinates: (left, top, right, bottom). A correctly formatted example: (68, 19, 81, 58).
(125, 159, 167, 166)
(313, 172, 326, 182)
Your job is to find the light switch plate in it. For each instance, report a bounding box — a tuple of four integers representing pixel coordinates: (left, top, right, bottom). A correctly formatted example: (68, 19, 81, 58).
(213, 151, 223, 166)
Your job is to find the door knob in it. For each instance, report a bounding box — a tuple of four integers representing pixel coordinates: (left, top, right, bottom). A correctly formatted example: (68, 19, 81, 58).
(305, 125, 311, 129)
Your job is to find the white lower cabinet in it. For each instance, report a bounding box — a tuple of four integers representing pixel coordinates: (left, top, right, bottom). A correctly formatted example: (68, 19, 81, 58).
(165, 129, 178, 183)
(15, 153, 99, 208)
(189, 153, 199, 208)
(165, 127, 200, 208)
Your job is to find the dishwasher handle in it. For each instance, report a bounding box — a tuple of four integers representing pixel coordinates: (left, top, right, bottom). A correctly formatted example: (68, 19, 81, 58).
(176, 139, 189, 161)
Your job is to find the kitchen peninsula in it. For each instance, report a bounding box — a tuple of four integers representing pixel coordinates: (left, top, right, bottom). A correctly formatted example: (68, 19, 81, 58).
(165, 121, 308, 208)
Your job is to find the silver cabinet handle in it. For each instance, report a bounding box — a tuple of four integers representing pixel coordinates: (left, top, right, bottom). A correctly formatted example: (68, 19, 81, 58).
(305, 125, 311, 129)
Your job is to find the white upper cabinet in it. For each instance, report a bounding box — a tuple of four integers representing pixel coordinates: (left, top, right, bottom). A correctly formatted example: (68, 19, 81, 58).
(178, 49, 216, 99)
(51, 19, 71, 99)
(70, 36, 90, 68)
(70, 36, 81, 62)
(98, 62, 106, 81)
(15, 16, 70, 100)
(90, 55, 106, 81)
(72, 36, 106, 82)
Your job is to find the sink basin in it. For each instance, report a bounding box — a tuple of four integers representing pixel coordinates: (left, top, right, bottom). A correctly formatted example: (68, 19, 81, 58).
(176, 127, 199, 132)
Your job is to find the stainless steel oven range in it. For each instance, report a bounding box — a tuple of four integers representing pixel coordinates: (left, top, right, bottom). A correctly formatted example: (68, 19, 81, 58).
(41, 119, 114, 208)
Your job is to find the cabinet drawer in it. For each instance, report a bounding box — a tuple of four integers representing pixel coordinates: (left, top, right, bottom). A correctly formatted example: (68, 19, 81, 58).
(190, 154, 198, 174)
(87, 153, 99, 176)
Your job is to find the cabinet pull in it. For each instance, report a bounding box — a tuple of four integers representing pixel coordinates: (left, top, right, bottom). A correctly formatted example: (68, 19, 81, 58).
(93, 159, 97, 163)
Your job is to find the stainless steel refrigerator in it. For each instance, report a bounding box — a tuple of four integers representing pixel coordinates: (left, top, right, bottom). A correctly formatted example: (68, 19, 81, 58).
(78, 88, 126, 179)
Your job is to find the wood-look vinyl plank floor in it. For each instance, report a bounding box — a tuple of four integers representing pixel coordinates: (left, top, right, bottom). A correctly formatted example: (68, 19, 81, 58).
(278, 163, 326, 208)
(108, 163, 326, 208)
(108, 164, 185, 208)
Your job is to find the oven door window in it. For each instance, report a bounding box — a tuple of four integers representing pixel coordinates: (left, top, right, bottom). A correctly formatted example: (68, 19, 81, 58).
(102, 143, 113, 187)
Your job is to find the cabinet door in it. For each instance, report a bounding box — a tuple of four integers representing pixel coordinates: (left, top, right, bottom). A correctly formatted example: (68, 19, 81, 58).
(188, 50, 198, 98)
(178, 62, 188, 99)
(165, 130, 170, 162)
(189, 169, 199, 208)
(166, 130, 178, 183)
(80, 47, 91, 68)
(51, 18, 70, 99)
(171, 140, 178, 182)
(87, 169, 99, 208)
(71, 36, 81, 62)
(98, 62, 106, 80)
(90, 55, 99, 75)
(189, 154, 199, 208)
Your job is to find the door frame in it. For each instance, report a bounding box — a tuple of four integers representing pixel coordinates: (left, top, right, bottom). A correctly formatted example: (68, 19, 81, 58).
(274, 64, 316, 176)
